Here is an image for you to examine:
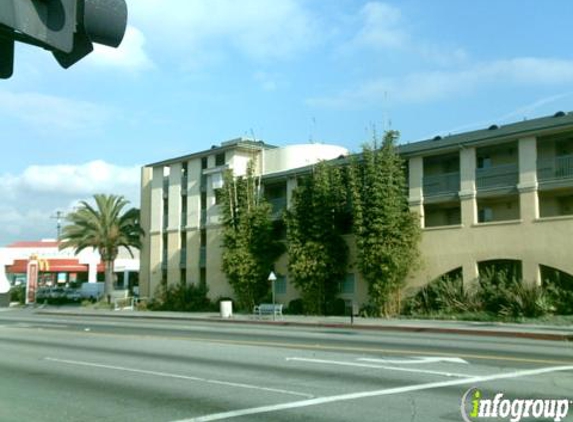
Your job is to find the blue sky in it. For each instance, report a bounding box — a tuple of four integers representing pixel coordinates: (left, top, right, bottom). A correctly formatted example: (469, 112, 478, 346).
(1, 0, 573, 243)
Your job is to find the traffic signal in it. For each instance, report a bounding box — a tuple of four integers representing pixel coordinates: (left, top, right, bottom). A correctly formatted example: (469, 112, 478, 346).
(0, 0, 128, 79)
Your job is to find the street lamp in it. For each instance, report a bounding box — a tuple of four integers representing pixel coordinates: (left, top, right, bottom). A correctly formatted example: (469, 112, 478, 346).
(268, 271, 277, 321)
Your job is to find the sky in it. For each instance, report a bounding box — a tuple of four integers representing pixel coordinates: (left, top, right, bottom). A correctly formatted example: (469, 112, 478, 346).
(1, 0, 573, 244)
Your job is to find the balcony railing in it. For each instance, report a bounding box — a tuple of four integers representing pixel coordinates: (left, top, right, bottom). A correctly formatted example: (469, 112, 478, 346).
(181, 213, 187, 228)
(423, 172, 460, 196)
(180, 248, 187, 267)
(537, 155, 573, 182)
(476, 164, 519, 189)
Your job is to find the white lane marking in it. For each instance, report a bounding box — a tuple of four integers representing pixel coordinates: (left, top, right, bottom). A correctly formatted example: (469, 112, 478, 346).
(358, 356, 468, 365)
(172, 365, 573, 422)
(45, 357, 313, 399)
(286, 357, 472, 378)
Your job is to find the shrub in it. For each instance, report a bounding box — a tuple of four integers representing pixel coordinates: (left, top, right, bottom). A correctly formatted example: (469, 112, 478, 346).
(477, 270, 551, 318)
(542, 270, 573, 315)
(359, 302, 380, 318)
(285, 298, 304, 315)
(10, 285, 26, 304)
(403, 269, 558, 319)
(403, 276, 479, 315)
(326, 298, 347, 316)
(150, 282, 213, 312)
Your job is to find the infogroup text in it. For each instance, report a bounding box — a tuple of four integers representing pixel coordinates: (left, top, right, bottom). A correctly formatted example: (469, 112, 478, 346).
(461, 388, 571, 422)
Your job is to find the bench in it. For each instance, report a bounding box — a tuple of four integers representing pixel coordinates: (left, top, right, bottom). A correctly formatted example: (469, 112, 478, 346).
(253, 303, 283, 319)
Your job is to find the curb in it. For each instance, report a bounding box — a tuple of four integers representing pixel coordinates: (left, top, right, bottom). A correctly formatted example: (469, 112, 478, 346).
(36, 310, 573, 342)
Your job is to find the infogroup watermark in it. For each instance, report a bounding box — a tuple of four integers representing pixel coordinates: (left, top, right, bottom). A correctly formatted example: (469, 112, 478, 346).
(461, 387, 571, 422)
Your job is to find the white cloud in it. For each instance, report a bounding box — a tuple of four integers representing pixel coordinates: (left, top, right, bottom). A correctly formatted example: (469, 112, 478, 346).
(130, 0, 319, 62)
(351, 2, 406, 49)
(307, 57, 573, 109)
(0, 161, 140, 244)
(90, 26, 154, 71)
(0, 90, 113, 133)
(339, 2, 467, 67)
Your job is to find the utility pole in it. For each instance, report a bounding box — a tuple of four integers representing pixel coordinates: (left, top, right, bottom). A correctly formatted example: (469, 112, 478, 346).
(51, 211, 64, 240)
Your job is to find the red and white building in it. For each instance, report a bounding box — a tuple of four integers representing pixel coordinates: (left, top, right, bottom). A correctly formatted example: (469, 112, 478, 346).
(0, 239, 139, 290)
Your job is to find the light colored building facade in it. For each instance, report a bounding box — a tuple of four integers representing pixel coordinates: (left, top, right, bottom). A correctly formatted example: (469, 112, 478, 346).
(139, 113, 573, 306)
(403, 111, 573, 291)
(139, 138, 348, 300)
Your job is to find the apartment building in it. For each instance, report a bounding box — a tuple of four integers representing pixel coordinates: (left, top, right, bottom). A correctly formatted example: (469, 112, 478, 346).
(139, 138, 348, 299)
(139, 112, 573, 305)
(403, 111, 573, 290)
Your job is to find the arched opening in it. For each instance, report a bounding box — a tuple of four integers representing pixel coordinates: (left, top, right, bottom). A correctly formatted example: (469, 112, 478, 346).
(478, 259, 522, 281)
(540, 265, 573, 315)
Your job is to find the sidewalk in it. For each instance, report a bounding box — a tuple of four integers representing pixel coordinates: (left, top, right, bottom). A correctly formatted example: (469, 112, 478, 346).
(34, 306, 573, 342)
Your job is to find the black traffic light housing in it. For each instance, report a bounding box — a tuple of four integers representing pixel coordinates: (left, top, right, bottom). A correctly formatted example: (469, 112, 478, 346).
(0, 0, 127, 79)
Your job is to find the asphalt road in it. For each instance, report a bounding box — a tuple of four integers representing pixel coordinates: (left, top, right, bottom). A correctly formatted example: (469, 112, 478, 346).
(0, 309, 572, 422)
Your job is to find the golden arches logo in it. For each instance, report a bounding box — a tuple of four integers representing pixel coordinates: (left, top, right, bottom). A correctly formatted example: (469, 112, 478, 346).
(29, 255, 50, 272)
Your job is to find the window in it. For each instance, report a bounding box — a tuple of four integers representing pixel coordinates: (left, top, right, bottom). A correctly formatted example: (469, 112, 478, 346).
(274, 276, 287, 295)
(478, 207, 493, 223)
(215, 152, 226, 166)
(200, 229, 207, 246)
(477, 156, 492, 169)
(339, 274, 355, 294)
(201, 192, 207, 209)
(201, 157, 208, 169)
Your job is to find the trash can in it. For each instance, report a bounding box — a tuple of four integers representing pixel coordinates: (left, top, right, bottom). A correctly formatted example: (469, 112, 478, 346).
(220, 300, 233, 318)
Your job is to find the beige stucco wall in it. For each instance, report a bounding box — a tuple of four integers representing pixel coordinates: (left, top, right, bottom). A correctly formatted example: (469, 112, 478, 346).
(414, 215, 573, 287)
(204, 226, 233, 299)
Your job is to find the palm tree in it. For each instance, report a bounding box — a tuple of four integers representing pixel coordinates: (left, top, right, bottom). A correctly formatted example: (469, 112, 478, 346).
(59, 194, 143, 301)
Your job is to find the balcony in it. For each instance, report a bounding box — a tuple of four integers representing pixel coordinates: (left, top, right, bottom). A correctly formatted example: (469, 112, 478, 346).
(537, 155, 573, 182)
(423, 172, 460, 197)
(476, 164, 519, 190)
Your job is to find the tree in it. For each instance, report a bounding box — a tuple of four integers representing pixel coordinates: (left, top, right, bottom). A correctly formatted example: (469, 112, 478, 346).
(349, 130, 421, 316)
(220, 162, 284, 310)
(285, 161, 349, 314)
(59, 194, 143, 301)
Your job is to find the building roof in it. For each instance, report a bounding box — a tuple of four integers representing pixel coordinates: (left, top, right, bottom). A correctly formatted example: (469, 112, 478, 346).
(145, 138, 278, 168)
(398, 111, 573, 157)
(7, 241, 60, 249)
